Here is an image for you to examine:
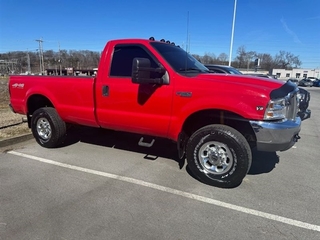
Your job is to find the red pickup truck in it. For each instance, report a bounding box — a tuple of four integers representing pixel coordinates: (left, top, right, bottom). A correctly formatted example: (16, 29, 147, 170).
(9, 37, 310, 188)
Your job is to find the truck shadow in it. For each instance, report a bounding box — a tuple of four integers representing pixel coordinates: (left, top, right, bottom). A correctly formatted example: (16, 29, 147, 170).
(248, 150, 279, 175)
(63, 125, 182, 164)
(62, 126, 280, 175)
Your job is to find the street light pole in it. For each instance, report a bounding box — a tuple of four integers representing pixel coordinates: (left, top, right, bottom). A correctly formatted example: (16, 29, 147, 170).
(228, 0, 237, 66)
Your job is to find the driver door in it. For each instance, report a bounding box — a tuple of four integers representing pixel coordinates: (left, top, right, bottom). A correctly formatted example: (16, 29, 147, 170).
(95, 44, 173, 138)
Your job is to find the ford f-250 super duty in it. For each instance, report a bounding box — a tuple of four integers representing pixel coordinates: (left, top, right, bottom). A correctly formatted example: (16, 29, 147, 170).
(9, 37, 311, 188)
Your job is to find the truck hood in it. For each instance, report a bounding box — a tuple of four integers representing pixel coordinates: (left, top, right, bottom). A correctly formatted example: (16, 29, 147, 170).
(177, 73, 299, 121)
(197, 73, 294, 98)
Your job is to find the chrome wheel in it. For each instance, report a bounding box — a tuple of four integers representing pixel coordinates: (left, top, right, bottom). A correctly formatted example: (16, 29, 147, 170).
(198, 141, 233, 175)
(36, 117, 52, 140)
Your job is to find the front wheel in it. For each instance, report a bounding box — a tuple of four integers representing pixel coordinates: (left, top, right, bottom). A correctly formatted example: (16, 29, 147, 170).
(186, 124, 252, 188)
(31, 107, 66, 148)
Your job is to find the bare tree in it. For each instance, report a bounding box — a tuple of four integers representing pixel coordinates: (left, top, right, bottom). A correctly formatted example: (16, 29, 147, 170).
(199, 52, 216, 64)
(234, 46, 257, 69)
(192, 54, 202, 62)
(244, 51, 257, 70)
(234, 45, 246, 68)
(217, 53, 228, 65)
(274, 51, 302, 69)
(256, 53, 273, 71)
(0, 46, 302, 74)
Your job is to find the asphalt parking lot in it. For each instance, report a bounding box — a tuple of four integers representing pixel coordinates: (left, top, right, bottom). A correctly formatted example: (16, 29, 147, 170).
(1, 87, 320, 240)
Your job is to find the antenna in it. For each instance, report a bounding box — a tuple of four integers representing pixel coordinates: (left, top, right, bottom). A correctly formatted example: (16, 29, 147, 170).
(186, 11, 190, 53)
(185, 11, 190, 70)
(58, 42, 62, 75)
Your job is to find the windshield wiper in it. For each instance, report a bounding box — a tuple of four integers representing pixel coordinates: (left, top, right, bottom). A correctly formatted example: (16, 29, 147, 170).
(179, 67, 202, 72)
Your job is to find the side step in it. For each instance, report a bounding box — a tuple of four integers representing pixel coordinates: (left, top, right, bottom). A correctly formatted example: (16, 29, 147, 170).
(138, 137, 155, 147)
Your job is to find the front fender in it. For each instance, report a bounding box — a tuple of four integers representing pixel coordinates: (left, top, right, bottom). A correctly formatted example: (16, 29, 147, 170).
(168, 94, 268, 141)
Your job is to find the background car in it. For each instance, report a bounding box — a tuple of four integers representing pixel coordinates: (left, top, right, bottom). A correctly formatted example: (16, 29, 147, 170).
(313, 79, 320, 87)
(298, 78, 313, 87)
(204, 64, 243, 75)
(307, 77, 318, 82)
(244, 73, 276, 79)
(288, 78, 299, 85)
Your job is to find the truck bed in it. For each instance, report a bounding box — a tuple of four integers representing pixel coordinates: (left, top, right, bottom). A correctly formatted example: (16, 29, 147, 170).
(9, 75, 99, 127)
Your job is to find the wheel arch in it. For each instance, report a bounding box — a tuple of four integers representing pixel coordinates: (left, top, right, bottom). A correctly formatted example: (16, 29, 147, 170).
(26, 94, 55, 127)
(178, 109, 257, 157)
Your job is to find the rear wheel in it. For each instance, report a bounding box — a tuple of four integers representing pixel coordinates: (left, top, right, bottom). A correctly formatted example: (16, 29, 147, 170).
(186, 124, 252, 188)
(31, 107, 66, 148)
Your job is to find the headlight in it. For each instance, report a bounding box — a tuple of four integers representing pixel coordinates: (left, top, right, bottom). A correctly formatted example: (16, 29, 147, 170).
(264, 98, 287, 120)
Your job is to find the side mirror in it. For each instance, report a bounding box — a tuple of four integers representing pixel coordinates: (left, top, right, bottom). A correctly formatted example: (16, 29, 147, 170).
(131, 58, 165, 84)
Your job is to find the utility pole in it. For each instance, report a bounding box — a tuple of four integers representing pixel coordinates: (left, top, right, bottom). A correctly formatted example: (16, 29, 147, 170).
(26, 51, 31, 74)
(36, 38, 44, 74)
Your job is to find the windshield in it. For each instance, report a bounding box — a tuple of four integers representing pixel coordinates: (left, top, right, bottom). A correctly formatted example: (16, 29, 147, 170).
(150, 42, 209, 74)
(228, 68, 243, 75)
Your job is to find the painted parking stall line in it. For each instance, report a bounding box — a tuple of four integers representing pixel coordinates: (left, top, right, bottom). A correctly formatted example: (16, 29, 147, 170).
(8, 150, 320, 233)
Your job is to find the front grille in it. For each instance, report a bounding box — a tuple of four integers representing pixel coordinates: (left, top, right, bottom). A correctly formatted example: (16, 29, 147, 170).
(286, 90, 299, 120)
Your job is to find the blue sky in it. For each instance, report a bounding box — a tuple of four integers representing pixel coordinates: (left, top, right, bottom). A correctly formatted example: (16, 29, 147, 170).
(1, 0, 319, 68)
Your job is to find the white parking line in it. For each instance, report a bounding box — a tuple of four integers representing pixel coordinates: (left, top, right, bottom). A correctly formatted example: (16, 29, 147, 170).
(8, 150, 320, 233)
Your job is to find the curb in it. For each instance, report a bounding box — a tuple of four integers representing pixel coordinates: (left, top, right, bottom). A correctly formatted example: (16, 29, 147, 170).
(0, 133, 33, 148)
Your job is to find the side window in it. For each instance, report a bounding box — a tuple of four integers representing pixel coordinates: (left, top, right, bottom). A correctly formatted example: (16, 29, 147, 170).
(110, 45, 158, 77)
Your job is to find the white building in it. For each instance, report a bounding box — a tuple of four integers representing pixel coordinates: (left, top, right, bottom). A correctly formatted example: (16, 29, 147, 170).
(272, 68, 320, 80)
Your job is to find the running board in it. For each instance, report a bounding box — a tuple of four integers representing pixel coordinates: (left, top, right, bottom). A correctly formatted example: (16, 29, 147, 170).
(138, 137, 155, 147)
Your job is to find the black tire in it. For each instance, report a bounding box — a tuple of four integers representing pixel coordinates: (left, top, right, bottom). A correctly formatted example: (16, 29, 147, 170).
(186, 124, 252, 188)
(31, 107, 66, 148)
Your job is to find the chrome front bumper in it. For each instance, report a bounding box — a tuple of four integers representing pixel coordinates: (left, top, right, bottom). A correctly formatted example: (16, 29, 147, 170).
(250, 117, 301, 152)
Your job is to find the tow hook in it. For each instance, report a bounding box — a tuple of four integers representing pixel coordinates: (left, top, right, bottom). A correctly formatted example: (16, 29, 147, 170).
(294, 134, 301, 142)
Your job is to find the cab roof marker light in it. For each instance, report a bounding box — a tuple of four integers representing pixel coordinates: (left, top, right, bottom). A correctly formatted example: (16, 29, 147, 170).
(149, 37, 179, 47)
